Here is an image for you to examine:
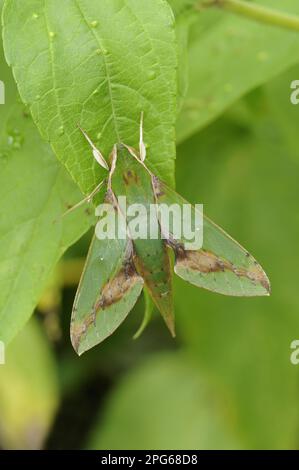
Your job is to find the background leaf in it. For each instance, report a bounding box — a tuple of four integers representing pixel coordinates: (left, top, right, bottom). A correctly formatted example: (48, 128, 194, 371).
(0, 318, 59, 449)
(2, 0, 177, 190)
(174, 0, 299, 142)
(87, 352, 241, 450)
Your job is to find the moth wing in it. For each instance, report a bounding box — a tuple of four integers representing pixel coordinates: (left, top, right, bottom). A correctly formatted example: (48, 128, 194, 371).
(152, 179, 270, 297)
(71, 235, 144, 355)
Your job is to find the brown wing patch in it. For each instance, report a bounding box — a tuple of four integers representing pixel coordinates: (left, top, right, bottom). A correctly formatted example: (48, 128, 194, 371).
(176, 248, 270, 292)
(71, 261, 142, 351)
(123, 169, 140, 185)
(94, 262, 139, 310)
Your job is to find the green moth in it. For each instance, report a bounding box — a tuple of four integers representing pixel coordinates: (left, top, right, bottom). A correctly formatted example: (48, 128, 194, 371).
(70, 115, 270, 355)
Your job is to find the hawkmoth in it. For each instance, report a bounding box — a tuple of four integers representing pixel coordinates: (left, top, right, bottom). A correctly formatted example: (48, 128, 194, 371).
(70, 115, 270, 355)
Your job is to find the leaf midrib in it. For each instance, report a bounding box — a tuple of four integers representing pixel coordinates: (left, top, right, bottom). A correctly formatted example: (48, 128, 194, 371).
(74, 0, 120, 143)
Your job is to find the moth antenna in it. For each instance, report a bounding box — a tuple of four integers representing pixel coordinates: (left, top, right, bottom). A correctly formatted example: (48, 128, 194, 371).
(139, 111, 146, 162)
(77, 124, 109, 171)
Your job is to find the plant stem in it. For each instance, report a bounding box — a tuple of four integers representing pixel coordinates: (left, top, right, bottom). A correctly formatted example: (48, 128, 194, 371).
(197, 0, 299, 33)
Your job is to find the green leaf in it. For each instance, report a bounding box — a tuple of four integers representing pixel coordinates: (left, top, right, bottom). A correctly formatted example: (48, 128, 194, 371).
(0, 318, 59, 449)
(2, 0, 177, 190)
(87, 352, 241, 449)
(174, 8, 195, 113)
(167, 0, 195, 18)
(175, 0, 299, 142)
(263, 62, 299, 158)
(0, 28, 92, 344)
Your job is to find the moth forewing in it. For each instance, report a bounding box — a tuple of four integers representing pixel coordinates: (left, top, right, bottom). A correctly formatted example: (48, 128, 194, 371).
(71, 235, 144, 355)
(152, 179, 270, 297)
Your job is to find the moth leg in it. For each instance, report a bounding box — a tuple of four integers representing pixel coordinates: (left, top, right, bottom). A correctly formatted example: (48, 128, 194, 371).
(62, 179, 106, 217)
(139, 111, 146, 162)
(77, 124, 109, 171)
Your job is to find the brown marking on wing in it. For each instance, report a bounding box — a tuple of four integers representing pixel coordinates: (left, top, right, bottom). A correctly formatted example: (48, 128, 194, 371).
(71, 261, 142, 352)
(123, 169, 140, 185)
(94, 262, 138, 310)
(71, 321, 88, 353)
(176, 249, 270, 292)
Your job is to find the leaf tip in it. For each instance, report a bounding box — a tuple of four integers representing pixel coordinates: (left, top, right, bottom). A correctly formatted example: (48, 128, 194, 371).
(70, 321, 84, 356)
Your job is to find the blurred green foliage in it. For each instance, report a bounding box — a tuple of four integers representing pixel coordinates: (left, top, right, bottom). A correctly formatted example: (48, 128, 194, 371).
(88, 352, 242, 449)
(175, 0, 299, 141)
(0, 319, 59, 449)
(1, 0, 299, 450)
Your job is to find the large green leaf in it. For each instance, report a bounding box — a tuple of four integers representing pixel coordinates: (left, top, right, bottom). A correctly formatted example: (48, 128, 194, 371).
(175, 0, 299, 142)
(87, 352, 241, 449)
(2, 0, 177, 190)
(0, 318, 59, 449)
(0, 26, 92, 344)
